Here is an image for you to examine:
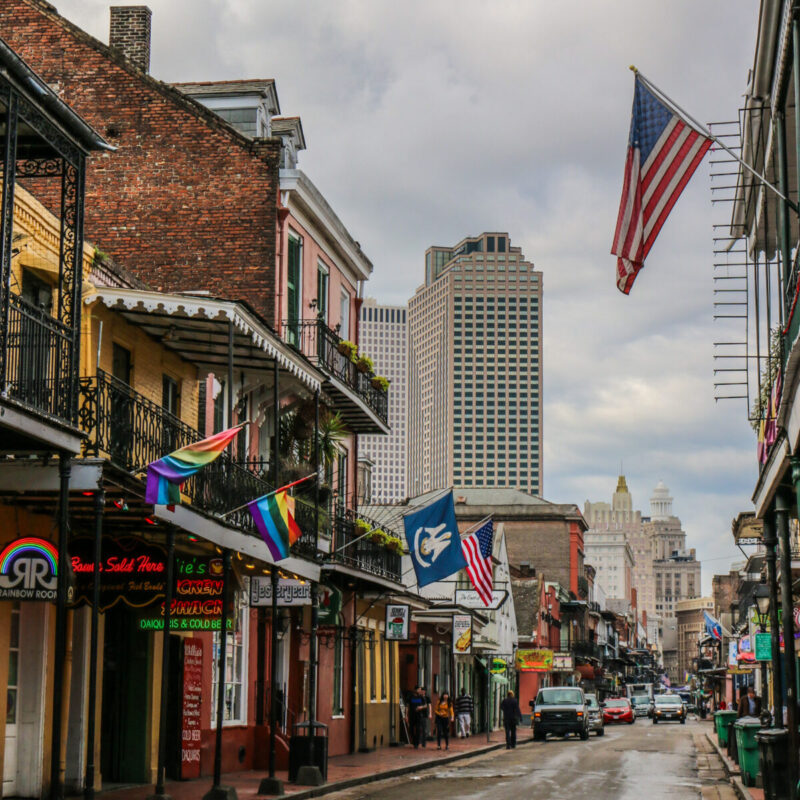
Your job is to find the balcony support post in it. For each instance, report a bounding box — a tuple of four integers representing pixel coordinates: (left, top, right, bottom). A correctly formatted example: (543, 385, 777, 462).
(149, 525, 176, 800)
(258, 568, 283, 796)
(273, 358, 280, 488)
(203, 549, 237, 800)
(794, 12, 800, 216)
(775, 484, 799, 790)
(0, 90, 18, 391)
(227, 320, 234, 428)
(84, 490, 105, 800)
(314, 389, 320, 548)
(763, 512, 783, 728)
(50, 454, 71, 800)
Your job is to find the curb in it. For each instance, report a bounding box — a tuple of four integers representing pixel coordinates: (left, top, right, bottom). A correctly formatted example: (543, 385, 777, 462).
(731, 776, 755, 800)
(705, 731, 741, 778)
(263, 737, 533, 798)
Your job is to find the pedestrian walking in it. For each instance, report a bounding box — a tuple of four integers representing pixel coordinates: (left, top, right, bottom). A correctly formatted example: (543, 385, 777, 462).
(455, 686, 474, 737)
(407, 686, 430, 748)
(500, 690, 522, 749)
(434, 692, 454, 750)
(737, 686, 762, 718)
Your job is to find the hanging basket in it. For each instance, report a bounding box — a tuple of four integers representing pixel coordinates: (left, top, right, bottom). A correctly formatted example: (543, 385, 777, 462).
(355, 356, 373, 374)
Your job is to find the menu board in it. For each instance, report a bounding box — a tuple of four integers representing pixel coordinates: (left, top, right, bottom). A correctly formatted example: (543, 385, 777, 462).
(180, 639, 203, 779)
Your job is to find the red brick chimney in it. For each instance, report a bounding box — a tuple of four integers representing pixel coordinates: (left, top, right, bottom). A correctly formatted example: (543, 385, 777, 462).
(109, 6, 152, 73)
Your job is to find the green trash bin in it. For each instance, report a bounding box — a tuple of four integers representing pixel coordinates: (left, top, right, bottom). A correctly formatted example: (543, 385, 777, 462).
(715, 711, 737, 747)
(734, 718, 762, 787)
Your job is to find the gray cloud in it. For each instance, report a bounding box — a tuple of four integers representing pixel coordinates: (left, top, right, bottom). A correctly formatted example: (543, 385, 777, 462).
(53, 0, 758, 591)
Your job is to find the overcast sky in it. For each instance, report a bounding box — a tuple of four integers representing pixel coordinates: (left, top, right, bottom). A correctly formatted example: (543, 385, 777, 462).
(54, 0, 759, 594)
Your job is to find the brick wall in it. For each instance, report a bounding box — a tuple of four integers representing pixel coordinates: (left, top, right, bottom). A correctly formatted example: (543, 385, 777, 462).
(3, 1, 281, 325)
(504, 520, 572, 591)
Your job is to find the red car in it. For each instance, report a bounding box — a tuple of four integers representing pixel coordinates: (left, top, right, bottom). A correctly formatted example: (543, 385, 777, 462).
(603, 698, 635, 724)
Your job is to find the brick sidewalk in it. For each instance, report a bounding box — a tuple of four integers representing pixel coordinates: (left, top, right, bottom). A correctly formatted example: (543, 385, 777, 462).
(77, 729, 532, 800)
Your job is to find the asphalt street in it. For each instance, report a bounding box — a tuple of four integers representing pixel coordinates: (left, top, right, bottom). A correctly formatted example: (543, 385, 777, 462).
(325, 718, 710, 799)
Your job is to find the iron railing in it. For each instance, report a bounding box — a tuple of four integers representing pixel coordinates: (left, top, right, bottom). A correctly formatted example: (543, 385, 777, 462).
(79, 370, 321, 554)
(331, 512, 402, 582)
(571, 640, 603, 661)
(283, 319, 388, 425)
(2, 292, 77, 426)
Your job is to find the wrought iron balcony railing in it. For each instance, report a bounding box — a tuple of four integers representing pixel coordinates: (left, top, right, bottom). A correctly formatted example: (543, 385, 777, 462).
(283, 319, 388, 426)
(331, 512, 402, 583)
(78, 369, 320, 556)
(1, 292, 77, 427)
(571, 639, 602, 661)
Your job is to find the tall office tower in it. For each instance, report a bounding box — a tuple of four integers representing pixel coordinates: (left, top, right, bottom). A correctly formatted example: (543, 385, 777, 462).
(408, 232, 542, 496)
(359, 299, 408, 502)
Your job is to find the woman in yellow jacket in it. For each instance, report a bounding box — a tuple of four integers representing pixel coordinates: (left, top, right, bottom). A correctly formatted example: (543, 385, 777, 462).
(434, 692, 454, 750)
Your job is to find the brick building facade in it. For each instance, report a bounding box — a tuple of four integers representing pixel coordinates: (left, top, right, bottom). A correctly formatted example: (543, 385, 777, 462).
(0, 0, 282, 323)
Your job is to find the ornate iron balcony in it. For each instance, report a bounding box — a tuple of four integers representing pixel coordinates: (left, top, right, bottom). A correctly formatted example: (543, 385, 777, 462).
(283, 319, 388, 429)
(330, 511, 402, 583)
(1, 292, 78, 427)
(78, 369, 320, 556)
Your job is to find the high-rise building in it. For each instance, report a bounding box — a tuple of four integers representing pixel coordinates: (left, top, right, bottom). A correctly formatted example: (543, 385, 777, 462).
(408, 233, 542, 495)
(359, 300, 408, 502)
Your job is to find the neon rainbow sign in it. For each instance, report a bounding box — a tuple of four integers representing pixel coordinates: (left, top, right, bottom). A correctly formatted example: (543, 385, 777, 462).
(0, 537, 59, 601)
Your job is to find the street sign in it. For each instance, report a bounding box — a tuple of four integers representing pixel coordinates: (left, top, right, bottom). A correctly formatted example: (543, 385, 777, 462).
(385, 604, 410, 640)
(754, 632, 772, 661)
(250, 577, 311, 606)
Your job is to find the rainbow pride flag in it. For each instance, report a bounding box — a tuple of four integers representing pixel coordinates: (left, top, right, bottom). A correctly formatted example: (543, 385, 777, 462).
(145, 425, 242, 505)
(248, 490, 302, 561)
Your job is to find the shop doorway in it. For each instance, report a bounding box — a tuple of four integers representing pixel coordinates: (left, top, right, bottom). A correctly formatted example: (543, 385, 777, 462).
(4, 602, 48, 799)
(101, 605, 151, 785)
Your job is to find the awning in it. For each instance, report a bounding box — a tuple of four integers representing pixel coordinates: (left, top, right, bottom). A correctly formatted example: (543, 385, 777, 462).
(86, 289, 323, 392)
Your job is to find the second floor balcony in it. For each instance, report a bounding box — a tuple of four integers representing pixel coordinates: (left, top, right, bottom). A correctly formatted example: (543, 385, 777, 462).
(284, 319, 390, 434)
(78, 369, 320, 560)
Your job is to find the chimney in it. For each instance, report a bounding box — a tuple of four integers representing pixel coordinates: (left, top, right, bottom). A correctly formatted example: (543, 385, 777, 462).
(109, 6, 152, 73)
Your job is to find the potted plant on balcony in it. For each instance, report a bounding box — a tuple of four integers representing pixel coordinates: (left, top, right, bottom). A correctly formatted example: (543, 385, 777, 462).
(337, 340, 358, 361)
(355, 354, 374, 374)
(384, 535, 404, 553)
(355, 518, 372, 536)
(370, 375, 389, 392)
(368, 528, 387, 545)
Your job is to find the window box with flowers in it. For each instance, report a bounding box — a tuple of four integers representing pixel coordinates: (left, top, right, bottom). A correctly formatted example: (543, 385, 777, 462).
(370, 375, 389, 392)
(384, 536, 404, 553)
(355, 355, 374, 374)
(337, 340, 358, 362)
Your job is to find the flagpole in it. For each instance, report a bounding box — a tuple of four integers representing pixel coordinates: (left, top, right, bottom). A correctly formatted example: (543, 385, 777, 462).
(631, 66, 799, 214)
(222, 473, 316, 518)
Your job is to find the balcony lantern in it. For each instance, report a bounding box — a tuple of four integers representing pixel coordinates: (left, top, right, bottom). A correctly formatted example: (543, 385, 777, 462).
(754, 584, 770, 630)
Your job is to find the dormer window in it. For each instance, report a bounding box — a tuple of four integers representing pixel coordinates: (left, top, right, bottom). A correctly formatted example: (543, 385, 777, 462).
(214, 107, 259, 137)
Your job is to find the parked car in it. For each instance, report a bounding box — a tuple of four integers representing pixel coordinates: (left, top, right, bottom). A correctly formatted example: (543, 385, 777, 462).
(603, 697, 635, 724)
(631, 695, 651, 718)
(532, 687, 590, 741)
(584, 693, 605, 736)
(653, 693, 686, 724)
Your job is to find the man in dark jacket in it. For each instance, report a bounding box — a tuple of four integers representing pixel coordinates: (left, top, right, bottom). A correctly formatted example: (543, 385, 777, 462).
(407, 686, 430, 748)
(500, 690, 522, 749)
(737, 686, 762, 718)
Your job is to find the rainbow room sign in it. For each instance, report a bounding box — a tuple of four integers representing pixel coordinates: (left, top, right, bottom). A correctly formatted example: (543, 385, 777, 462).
(0, 538, 60, 601)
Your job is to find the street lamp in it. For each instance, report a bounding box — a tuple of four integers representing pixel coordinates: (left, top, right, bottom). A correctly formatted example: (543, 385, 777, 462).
(754, 585, 771, 632)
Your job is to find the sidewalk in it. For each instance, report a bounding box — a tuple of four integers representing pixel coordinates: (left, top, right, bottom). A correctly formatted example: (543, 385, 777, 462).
(81, 729, 532, 800)
(704, 730, 765, 800)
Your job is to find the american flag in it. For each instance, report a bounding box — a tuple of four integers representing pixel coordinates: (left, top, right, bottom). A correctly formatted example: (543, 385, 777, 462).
(461, 520, 494, 606)
(612, 73, 712, 294)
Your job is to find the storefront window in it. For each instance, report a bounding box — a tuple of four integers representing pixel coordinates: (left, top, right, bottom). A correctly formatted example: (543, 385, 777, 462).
(211, 600, 248, 726)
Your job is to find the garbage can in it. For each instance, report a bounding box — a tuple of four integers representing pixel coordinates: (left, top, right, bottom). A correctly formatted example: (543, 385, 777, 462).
(727, 720, 738, 763)
(756, 728, 791, 800)
(288, 721, 328, 783)
(715, 711, 738, 748)
(734, 717, 762, 787)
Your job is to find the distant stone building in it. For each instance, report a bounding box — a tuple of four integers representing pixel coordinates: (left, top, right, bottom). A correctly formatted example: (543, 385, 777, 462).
(676, 597, 715, 681)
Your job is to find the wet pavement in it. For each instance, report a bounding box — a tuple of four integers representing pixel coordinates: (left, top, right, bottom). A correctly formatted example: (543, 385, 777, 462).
(325, 719, 712, 799)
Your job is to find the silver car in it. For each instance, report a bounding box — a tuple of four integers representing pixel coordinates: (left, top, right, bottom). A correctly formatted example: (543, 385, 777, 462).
(631, 695, 651, 718)
(584, 693, 605, 736)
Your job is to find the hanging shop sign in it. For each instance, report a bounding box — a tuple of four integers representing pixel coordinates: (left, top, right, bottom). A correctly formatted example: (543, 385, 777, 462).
(70, 536, 167, 610)
(754, 632, 772, 661)
(452, 614, 473, 654)
(0, 537, 62, 602)
(455, 589, 507, 610)
(318, 585, 343, 625)
(385, 604, 411, 641)
(515, 649, 553, 672)
(249, 576, 312, 607)
(728, 641, 738, 668)
(489, 657, 507, 674)
(180, 639, 203, 780)
(552, 652, 575, 672)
